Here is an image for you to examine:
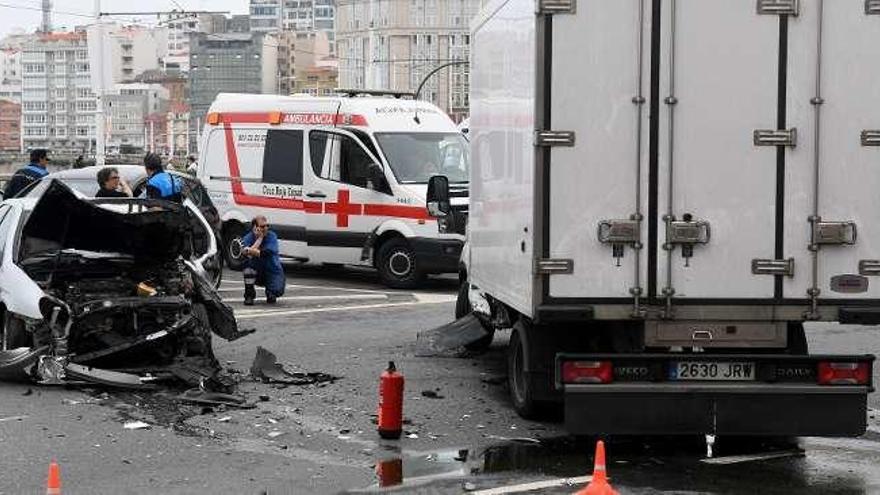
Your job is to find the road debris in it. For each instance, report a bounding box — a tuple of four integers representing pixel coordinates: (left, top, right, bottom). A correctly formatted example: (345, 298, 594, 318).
(176, 388, 255, 409)
(250, 346, 339, 386)
(415, 315, 492, 357)
(123, 421, 151, 430)
(421, 390, 445, 399)
(0, 415, 27, 422)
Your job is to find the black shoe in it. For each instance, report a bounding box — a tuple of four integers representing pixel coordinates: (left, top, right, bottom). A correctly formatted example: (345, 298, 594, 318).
(266, 294, 277, 304)
(244, 284, 256, 306)
(244, 296, 254, 306)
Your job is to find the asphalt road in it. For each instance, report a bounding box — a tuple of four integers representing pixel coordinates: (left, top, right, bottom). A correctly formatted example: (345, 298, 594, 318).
(0, 266, 878, 494)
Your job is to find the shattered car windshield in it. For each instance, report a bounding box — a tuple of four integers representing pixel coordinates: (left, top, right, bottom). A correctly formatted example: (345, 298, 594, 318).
(375, 133, 470, 184)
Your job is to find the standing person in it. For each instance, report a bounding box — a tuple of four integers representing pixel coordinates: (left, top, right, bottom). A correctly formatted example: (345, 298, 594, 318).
(241, 215, 285, 305)
(186, 155, 198, 176)
(73, 155, 85, 169)
(142, 152, 183, 203)
(95, 167, 133, 198)
(3, 149, 50, 199)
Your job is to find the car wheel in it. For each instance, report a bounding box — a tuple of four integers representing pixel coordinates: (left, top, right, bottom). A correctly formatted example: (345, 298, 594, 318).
(2, 313, 31, 350)
(377, 238, 424, 289)
(456, 282, 495, 352)
(222, 223, 245, 272)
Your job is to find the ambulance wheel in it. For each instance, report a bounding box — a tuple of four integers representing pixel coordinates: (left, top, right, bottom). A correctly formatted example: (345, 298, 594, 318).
(222, 223, 245, 271)
(508, 324, 539, 419)
(377, 238, 424, 289)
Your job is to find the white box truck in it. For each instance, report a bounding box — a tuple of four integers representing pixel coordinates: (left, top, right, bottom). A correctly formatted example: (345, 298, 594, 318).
(436, 0, 879, 436)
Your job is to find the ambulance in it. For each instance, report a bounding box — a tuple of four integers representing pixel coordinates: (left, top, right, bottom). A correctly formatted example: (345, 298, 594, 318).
(197, 92, 469, 288)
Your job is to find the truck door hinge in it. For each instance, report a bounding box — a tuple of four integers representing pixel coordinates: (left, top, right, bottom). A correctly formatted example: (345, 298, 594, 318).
(861, 130, 880, 146)
(536, 0, 576, 15)
(867, 0, 880, 15)
(757, 0, 799, 16)
(859, 260, 880, 276)
(754, 128, 797, 147)
(752, 258, 795, 277)
(534, 130, 575, 147)
(535, 258, 574, 275)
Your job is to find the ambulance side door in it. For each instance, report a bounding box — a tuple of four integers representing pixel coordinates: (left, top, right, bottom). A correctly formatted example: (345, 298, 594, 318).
(305, 129, 391, 264)
(260, 127, 308, 260)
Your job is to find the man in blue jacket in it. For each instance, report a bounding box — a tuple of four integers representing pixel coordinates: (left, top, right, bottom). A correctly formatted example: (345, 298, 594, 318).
(143, 153, 183, 203)
(241, 215, 286, 305)
(3, 149, 50, 199)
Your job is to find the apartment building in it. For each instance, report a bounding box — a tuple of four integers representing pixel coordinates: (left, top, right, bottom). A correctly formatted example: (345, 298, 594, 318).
(0, 48, 21, 102)
(0, 99, 20, 151)
(336, 0, 480, 118)
(163, 12, 229, 72)
(188, 32, 276, 150)
(250, 0, 283, 33)
(108, 25, 165, 83)
(20, 31, 95, 153)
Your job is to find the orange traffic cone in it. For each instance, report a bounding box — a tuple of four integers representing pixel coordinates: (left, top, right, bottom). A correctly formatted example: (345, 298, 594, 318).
(574, 440, 618, 495)
(46, 460, 61, 495)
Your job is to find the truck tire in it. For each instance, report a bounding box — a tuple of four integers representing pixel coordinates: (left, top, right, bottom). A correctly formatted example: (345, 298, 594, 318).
(508, 325, 540, 419)
(377, 237, 424, 289)
(456, 283, 495, 352)
(222, 223, 245, 272)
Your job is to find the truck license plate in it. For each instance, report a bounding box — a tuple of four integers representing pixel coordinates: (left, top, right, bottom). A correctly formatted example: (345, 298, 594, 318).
(670, 362, 755, 381)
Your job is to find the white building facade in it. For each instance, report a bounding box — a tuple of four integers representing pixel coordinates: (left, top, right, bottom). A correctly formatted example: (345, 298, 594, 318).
(336, 0, 479, 119)
(21, 32, 96, 153)
(0, 48, 22, 102)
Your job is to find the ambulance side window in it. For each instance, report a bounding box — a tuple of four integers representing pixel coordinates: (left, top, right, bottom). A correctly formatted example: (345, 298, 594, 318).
(262, 129, 303, 185)
(309, 132, 327, 176)
(312, 131, 375, 190)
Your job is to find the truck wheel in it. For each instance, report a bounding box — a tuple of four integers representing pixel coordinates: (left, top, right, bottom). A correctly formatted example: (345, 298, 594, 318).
(456, 283, 495, 352)
(377, 238, 424, 289)
(508, 325, 539, 419)
(222, 223, 245, 272)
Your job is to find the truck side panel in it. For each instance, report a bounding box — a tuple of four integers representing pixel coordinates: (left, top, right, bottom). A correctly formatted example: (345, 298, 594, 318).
(469, 0, 536, 317)
(784, 0, 880, 301)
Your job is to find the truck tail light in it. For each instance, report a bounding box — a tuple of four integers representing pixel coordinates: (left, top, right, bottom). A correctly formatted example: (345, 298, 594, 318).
(561, 361, 613, 384)
(817, 361, 870, 385)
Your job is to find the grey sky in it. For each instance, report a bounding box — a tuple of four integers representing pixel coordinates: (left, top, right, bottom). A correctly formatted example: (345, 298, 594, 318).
(0, 0, 249, 39)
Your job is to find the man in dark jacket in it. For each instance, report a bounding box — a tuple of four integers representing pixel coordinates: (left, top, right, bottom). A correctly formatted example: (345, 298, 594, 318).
(3, 149, 50, 199)
(142, 153, 183, 203)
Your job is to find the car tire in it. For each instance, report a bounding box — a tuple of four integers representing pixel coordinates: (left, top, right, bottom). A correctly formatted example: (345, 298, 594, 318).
(2, 313, 31, 350)
(222, 223, 245, 272)
(377, 238, 424, 289)
(456, 283, 495, 352)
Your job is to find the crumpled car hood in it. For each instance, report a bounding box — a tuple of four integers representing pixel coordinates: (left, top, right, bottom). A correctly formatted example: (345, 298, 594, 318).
(21, 179, 195, 261)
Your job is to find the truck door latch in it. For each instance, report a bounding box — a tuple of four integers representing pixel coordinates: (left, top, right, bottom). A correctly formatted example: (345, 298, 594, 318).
(663, 214, 710, 267)
(810, 219, 857, 249)
(598, 217, 641, 266)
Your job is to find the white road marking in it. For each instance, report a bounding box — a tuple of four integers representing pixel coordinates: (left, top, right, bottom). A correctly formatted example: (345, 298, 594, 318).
(234, 297, 454, 320)
(469, 476, 592, 495)
(223, 293, 389, 303)
(222, 280, 452, 299)
(701, 450, 804, 465)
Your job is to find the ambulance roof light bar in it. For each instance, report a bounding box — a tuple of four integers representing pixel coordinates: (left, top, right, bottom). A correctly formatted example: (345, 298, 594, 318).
(335, 89, 415, 99)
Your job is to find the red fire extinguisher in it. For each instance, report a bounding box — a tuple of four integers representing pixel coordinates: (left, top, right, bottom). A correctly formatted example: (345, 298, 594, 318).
(378, 361, 404, 439)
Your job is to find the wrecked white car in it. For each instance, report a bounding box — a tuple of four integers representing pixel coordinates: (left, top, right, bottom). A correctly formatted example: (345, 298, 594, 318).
(0, 180, 250, 388)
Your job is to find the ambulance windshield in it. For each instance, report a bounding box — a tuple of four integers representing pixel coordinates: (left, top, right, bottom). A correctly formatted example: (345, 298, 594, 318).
(375, 133, 469, 184)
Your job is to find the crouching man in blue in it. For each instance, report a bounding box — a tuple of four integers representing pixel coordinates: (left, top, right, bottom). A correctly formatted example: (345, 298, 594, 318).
(241, 215, 285, 305)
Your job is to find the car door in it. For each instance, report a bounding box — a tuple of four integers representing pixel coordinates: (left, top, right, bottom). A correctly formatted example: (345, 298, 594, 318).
(305, 129, 391, 264)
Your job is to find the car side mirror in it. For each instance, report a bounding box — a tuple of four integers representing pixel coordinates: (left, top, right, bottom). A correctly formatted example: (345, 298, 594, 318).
(426, 175, 451, 217)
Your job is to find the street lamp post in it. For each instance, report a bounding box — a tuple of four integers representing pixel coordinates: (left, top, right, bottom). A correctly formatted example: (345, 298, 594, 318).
(414, 60, 468, 100)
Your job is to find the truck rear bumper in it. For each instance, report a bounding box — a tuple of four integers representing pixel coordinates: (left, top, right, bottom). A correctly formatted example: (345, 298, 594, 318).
(564, 383, 868, 436)
(558, 353, 874, 437)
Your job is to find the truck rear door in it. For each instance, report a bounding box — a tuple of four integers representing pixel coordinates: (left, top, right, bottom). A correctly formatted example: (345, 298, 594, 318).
(544, 0, 650, 308)
(785, 1, 880, 307)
